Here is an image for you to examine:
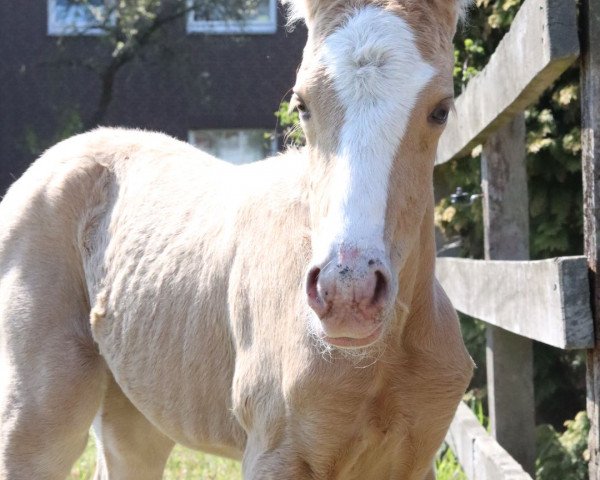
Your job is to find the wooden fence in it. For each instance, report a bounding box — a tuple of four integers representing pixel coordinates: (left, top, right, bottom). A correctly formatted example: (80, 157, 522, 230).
(435, 0, 600, 477)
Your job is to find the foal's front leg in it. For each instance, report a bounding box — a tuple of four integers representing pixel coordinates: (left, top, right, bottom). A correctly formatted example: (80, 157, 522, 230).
(0, 260, 106, 480)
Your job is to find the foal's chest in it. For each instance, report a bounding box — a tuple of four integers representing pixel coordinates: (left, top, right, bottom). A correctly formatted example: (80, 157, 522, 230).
(238, 357, 434, 478)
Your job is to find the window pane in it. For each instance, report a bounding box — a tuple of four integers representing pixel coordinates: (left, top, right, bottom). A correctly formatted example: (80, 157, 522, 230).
(189, 129, 276, 165)
(193, 0, 270, 23)
(51, 0, 106, 32)
(56, 0, 103, 5)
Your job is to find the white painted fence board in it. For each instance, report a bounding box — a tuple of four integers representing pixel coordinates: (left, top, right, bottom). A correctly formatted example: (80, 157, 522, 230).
(436, 256, 593, 349)
(436, 0, 579, 165)
(446, 403, 533, 480)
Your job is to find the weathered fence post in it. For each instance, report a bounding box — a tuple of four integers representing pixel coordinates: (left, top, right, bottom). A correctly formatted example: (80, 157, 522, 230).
(581, 0, 600, 477)
(481, 113, 536, 475)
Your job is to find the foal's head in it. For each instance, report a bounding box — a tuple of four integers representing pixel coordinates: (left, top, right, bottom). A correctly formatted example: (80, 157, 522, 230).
(287, 0, 466, 349)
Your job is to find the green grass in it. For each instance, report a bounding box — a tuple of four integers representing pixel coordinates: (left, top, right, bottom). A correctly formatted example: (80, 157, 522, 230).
(69, 435, 98, 480)
(69, 435, 241, 480)
(70, 435, 463, 479)
(163, 447, 241, 480)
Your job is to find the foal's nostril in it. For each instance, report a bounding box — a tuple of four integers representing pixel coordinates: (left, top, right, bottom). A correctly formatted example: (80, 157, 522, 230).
(306, 266, 330, 317)
(306, 267, 321, 301)
(371, 270, 388, 305)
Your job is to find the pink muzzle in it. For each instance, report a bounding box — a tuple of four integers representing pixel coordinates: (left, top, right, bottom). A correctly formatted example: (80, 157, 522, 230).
(305, 247, 392, 348)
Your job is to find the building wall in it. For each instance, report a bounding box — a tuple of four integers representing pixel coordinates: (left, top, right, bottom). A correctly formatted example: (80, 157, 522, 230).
(0, 1, 306, 194)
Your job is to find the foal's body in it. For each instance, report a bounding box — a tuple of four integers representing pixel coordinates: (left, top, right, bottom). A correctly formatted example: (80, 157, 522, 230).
(0, 0, 474, 478)
(0, 129, 470, 479)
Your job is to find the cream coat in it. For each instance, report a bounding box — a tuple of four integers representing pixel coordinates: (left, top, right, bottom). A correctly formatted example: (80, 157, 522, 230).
(0, 1, 473, 478)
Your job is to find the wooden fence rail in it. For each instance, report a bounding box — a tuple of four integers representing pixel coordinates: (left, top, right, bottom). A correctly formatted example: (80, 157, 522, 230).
(446, 403, 532, 480)
(437, 0, 578, 165)
(434, 0, 598, 477)
(437, 257, 593, 349)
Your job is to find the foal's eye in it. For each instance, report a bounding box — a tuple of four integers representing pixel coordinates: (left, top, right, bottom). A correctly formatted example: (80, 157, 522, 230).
(297, 102, 308, 114)
(290, 93, 310, 120)
(429, 103, 451, 125)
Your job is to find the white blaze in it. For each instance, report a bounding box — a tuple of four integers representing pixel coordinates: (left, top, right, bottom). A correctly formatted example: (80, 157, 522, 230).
(314, 6, 436, 261)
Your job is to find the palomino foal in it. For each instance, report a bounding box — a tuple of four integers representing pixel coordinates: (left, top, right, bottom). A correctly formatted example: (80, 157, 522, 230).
(0, 0, 473, 478)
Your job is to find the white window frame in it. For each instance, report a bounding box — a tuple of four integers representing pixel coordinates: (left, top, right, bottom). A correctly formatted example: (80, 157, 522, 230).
(186, 0, 277, 35)
(47, 0, 111, 36)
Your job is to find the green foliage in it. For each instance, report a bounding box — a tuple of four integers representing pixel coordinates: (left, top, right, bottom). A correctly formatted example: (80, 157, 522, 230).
(526, 72, 583, 258)
(457, 314, 488, 388)
(463, 387, 489, 430)
(534, 343, 586, 428)
(274, 101, 305, 148)
(536, 412, 590, 480)
(434, 155, 484, 258)
(453, 0, 522, 93)
(436, 444, 467, 480)
(437, 0, 583, 260)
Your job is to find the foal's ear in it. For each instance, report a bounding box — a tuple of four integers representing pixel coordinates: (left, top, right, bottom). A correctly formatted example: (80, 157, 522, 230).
(456, 0, 474, 22)
(447, 0, 474, 28)
(425, 0, 473, 37)
(279, 0, 335, 28)
(280, 0, 311, 27)
(447, 0, 473, 36)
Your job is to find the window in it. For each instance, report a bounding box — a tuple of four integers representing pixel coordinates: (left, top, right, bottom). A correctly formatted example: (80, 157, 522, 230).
(186, 0, 276, 34)
(48, 0, 109, 36)
(189, 129, 276, 165)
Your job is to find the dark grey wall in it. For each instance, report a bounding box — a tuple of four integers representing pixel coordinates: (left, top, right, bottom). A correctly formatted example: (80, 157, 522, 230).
(0, 1, 306, 194)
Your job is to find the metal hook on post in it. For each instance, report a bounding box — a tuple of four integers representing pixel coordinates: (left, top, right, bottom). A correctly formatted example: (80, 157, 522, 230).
(450, 187, 483, 206)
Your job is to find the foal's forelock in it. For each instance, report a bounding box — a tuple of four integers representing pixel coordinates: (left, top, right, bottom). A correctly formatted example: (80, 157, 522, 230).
(310, 6, 436, 263)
